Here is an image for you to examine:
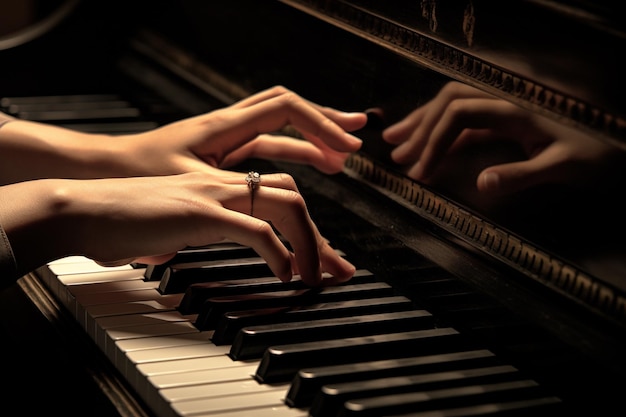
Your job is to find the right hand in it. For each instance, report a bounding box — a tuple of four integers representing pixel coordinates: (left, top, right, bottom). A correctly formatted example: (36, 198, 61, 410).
(0, 170, 355, 287)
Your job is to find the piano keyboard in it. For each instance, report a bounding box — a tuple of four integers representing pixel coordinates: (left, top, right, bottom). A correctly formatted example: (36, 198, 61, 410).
(34, 243, 564, 417)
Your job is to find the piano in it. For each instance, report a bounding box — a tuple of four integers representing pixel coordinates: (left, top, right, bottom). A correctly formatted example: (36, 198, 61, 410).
(1, 0, 625, 416)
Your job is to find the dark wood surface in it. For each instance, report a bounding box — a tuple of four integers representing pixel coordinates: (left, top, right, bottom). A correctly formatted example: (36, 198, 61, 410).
(0, 276, 149, 417)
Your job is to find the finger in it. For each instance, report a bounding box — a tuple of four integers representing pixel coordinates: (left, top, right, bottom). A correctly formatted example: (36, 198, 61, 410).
(388, 96, 462, 166)
(134, 253, 177, 265)
(94, 253, 175, 267)
(94, 257, 138, 267)
(227, 90, 364, 152)
(228, 85, 293, 109)
(221, 173, 355, 285)
(255, 189, 356, 286)
(415, 98, 523, 180)
(287, 243, 355, 287)
(316, 241, 357, 285)
(252, 187, 322, 285)
(477, 146, 568, 195)
(220, 134, 350, 174)
(386, 82, 501, 166)
(232, 85, 368, 133)
(382, 105, 427, 145)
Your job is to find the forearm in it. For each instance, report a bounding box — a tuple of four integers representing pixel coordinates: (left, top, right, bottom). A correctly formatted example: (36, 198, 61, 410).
(0, 118, 134, 184)
(0, 179, 77, 285)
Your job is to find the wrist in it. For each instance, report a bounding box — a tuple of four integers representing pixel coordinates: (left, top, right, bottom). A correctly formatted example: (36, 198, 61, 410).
(0, 179, 83, 274)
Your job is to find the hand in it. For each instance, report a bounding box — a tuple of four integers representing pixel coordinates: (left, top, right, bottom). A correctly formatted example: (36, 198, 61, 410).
(0, 170, 355, 286)
(0, 86, 366, 184)
(0, 86, 367, 285)
(118, 85, 367, 176)
(382, 81, 621, 195)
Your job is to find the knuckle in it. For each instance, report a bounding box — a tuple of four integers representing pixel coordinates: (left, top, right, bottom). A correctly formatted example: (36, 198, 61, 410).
(286, 192, 309, 221)
(442, 81, 464, 97)
(254, 219, 276, 237)
(270, 85, 289, 95)
(275, 172, 298, 190)
(277, 91, 301, 109)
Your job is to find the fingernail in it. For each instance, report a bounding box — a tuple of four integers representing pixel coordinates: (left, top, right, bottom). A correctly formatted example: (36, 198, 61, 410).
(411, 161, 423, 179)
(346, 133, 363, 143)
(483, 172, 500, 190)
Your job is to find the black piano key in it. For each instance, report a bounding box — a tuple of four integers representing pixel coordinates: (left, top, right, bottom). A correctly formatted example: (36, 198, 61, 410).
(337, 380, 550, 417)
(229, 309, 434, 360)
(0, 94, 120, 107)
(390, 396, 563, 416)
(255, 327, 469, 384)
(180, 268, 376, 316)
(178, 275, 306, 315)
(310, 365, 523, 417)
(6, 99, 133, 114)
(212, 295, 414, 345)
(195, 288, 313, 329)
(143, 243, 257, 281)
(16, 107, 142, 122)
(195, 281, 396, 330)
(286, 349, 501, 408)
(157, 256, 273, 294)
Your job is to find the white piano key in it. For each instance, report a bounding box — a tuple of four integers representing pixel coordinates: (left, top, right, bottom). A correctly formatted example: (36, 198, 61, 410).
(77, 288, 165, 307)
(160, 378, 287, 403)
(69, 277, 158, 296)
(171, 389, 291, 416)
(50, 259, 133, 275)
(192, 406, 308, 417)
(65, 274, 156, 316)
(85, 294, 183, 318)
(59, 268, 145, 286)
(83, 295, 183, 329)
(143, 363, 264, 405)
(35, 256, 96, 290)
(116, 331, 214, 355)
(75, 288, 176, 328)
(137, 356, 257, 397)
(104, 321, 200, 361)
(122, 340, 232, 397)
(120, 335, 229, 381)
(97, 310, 191, 330)
(137, 355, 252, 377)
(37, 256, 138, 299)
(90, 303, 197, 346)
(150, 363, 260, 390)
(123, 341, 230, 369)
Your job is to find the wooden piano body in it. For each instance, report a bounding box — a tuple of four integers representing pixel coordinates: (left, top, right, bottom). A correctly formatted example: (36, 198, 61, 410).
(1, 0, 625, 416)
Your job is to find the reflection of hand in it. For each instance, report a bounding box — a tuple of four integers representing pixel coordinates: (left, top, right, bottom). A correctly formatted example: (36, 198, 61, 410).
(1, 171, 355, 287)
(382, 81, 619, 195)
(120, 85, 367, 177)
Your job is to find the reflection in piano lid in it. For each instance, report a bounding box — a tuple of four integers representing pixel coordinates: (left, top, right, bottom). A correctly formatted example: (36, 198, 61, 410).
(1, 0, 626, 416)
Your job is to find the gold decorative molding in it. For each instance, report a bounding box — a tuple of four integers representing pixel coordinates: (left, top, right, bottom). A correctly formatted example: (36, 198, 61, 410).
(344, 152, 626, 326)
(281, 0, 626, 148)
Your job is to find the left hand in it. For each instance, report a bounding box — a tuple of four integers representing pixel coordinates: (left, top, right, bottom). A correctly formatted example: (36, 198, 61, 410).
(119, 85, 367, 176)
